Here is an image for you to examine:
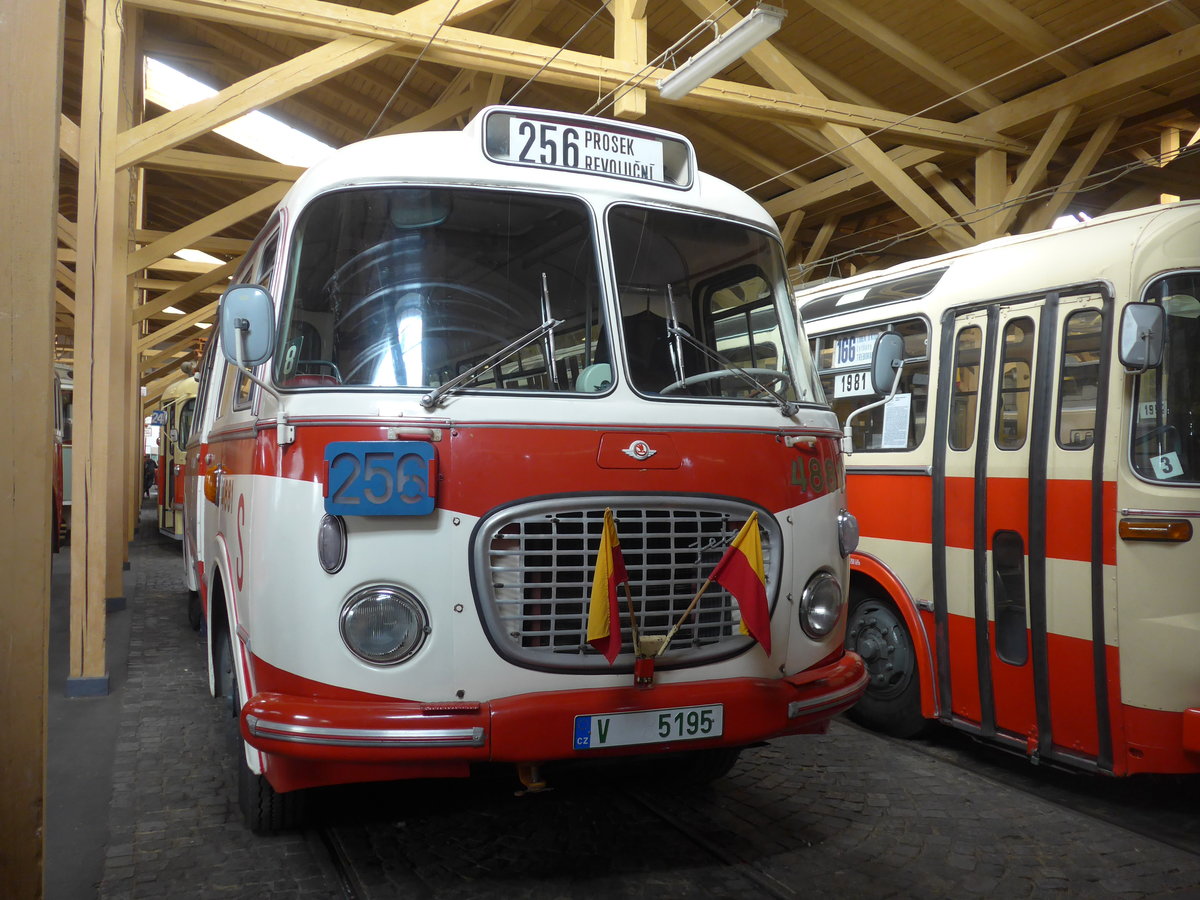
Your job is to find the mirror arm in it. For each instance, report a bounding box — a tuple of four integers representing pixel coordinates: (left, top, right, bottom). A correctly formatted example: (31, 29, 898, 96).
(234, 321, 280, 401)
(841, 361, 904, 456)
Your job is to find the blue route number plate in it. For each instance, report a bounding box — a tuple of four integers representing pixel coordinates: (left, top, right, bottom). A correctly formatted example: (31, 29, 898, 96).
(324, 441, 436, 517)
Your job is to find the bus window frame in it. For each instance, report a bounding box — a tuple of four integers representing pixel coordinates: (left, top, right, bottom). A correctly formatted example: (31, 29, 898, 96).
(1128, 270, 1200, 486)
(813, 314, 932, 452)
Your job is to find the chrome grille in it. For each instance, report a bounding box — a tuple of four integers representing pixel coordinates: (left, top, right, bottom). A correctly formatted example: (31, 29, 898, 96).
(473, 498, 781, 671)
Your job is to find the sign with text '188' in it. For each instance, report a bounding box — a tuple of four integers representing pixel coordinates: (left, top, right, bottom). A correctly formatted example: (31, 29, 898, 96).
(323, 441, 436, 516)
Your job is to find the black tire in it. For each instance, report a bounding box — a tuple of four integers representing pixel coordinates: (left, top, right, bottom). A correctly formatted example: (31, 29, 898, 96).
(844, 595, 927, 738)
(215, 627, 306, 833)
(187, 592, 202, 631)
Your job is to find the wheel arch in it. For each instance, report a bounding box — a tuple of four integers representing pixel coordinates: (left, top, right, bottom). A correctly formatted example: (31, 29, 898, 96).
(847, 552, 940, 720)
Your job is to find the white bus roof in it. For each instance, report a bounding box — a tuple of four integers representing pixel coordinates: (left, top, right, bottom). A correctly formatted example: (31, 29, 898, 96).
(277, 106, 778, 235)
(797, 200, 1200, 324)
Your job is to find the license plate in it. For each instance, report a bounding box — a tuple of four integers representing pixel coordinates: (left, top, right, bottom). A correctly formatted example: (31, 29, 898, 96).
(572, 704, 723, 751)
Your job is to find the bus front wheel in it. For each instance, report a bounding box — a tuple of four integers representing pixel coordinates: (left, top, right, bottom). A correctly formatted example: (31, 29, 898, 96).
(215, 627, 306, 833)
(844, 596, 926, 738)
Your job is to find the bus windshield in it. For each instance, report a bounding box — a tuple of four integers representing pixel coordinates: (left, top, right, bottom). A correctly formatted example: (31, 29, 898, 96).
(276, 186, 605, 392)
(608, 204, 813, 404)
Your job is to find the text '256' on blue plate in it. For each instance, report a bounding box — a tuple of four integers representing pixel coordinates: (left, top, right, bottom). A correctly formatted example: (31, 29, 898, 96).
(323, 441, 436, 517)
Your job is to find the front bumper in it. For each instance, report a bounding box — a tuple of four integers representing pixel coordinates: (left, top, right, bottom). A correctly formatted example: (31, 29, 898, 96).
(242, 652, 866, 786)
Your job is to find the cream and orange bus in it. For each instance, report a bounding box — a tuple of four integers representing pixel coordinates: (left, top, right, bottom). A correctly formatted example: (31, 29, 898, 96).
(797, 202, 1200, 776)
(184, 106, 867, 831)
(156, 374, 198, 540)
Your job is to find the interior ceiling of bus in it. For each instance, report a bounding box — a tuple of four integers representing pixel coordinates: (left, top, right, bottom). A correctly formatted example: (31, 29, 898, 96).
(55, 0, 1200, 400)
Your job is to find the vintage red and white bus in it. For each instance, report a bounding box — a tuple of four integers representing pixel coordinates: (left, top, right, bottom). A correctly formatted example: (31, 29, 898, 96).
(183, 106, 866, 831)
(797, 201, 1200, 776)
(156, 375, 198, 540)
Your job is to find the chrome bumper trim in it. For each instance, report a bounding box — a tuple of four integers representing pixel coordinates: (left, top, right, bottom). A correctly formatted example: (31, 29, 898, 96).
(245, 715, 486, 748)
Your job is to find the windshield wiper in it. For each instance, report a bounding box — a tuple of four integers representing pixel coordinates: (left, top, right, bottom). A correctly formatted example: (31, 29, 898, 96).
(420, 317, 563, 410)
(666, 324, 800, 417)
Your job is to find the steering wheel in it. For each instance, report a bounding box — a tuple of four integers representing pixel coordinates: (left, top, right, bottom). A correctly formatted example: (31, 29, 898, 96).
(659, 367, 790, 396)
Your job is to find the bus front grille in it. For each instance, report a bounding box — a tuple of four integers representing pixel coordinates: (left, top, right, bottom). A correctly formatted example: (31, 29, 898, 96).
(472, 497, 780, 671)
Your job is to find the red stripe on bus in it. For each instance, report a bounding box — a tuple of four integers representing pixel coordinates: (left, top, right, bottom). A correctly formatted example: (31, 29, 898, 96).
(207, 424, 843, 518)
(847, 473, 1116, 565)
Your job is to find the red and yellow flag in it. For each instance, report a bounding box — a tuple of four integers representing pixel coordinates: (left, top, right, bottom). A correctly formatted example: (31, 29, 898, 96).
(586, 508, 628, 664)
(709, 511, 771, 655)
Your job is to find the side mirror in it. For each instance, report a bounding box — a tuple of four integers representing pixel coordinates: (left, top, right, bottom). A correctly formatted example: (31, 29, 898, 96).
(871, 331, 904, 395)
(1118, 303, 1165, 373)
(219, 284, 276, 368)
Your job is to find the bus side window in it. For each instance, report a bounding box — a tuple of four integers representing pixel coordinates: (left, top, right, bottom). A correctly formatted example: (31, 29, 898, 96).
(948, 325, 982, 450)
(995, 317, 1035, 450)
(816, 316, 930, 451)
(1056, 307, 1103, 450)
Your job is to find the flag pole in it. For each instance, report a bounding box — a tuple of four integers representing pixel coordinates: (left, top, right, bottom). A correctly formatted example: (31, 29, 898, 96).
(655, 576, 713, 657)
(622, 581, 641, 650)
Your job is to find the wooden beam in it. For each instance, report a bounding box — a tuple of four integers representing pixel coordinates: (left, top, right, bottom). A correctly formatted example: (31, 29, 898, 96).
(797, 216, 842, 283)
(780, 210, 805, 264)
(610, 0, 648, 120)
(680, 0, 972, 251)
(916, 163, 977, 222)
(949, 0, 1089, 76)
(56, 289, 77, 315)
(802, 0, 1000, 112)
(992, 104, 1079, 235)
(58, 214, 77, 249)
(140, 148, 304, 181)
(135, 230, 250, 255)
(656, 110, 810, 190)
(72, 0, 127, 700)
(1022, 117, 1123, 233)
(60, 113, 80, 165)
(0, 3, 63, 894)
(126, 0, 1023, 154)
(138, 301, 218, 350)
(140, 332, 202, 374)
(972, 149, 1008, 241)
(126, 182, 287, 274)
(118, 0, 507, 169)
(134, 258, 238, 324)
(763, 25, 1200, 219)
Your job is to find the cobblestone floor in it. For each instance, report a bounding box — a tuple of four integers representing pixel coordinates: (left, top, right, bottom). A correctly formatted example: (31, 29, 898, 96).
(85, 505, 1200, 899)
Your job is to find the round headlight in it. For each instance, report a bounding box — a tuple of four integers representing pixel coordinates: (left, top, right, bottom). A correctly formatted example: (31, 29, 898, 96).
(340, 586, 429, 665)
(838, 508, 859, 558)
(317, 514, 347, 574)
(800, 571, 844, 639)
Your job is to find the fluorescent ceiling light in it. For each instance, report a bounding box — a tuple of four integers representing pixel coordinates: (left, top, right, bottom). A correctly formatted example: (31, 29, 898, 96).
(144, 58, 335, 167)
(658, 4, 786, 101)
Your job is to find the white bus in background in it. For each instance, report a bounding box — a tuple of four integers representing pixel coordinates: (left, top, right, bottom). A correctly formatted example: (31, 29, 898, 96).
(797, 201, 1200, 776)
(184, 106, 867, 832)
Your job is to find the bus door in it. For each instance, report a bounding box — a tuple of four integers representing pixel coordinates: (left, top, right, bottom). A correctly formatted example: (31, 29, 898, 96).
(935, 290, 1112, 768)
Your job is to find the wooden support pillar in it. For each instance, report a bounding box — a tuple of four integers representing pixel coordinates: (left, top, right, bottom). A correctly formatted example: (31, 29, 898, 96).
(611, 0, 648, 120)
(0, 3, 66, 895)
(69, 0, 130, 696)
(972, 148, 1007, 242)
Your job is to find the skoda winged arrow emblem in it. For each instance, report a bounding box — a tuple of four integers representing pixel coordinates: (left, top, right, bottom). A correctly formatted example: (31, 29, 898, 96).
(621, 439, 658, 461)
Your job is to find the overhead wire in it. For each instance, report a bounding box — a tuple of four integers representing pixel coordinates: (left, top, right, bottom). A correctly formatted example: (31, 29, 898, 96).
(748, 0, 1179, 192)
(365, 0, 463, 138)
(794, 141, 1200, 281)
(505, 1, 615, 106)
(584, 0, 746, 117)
